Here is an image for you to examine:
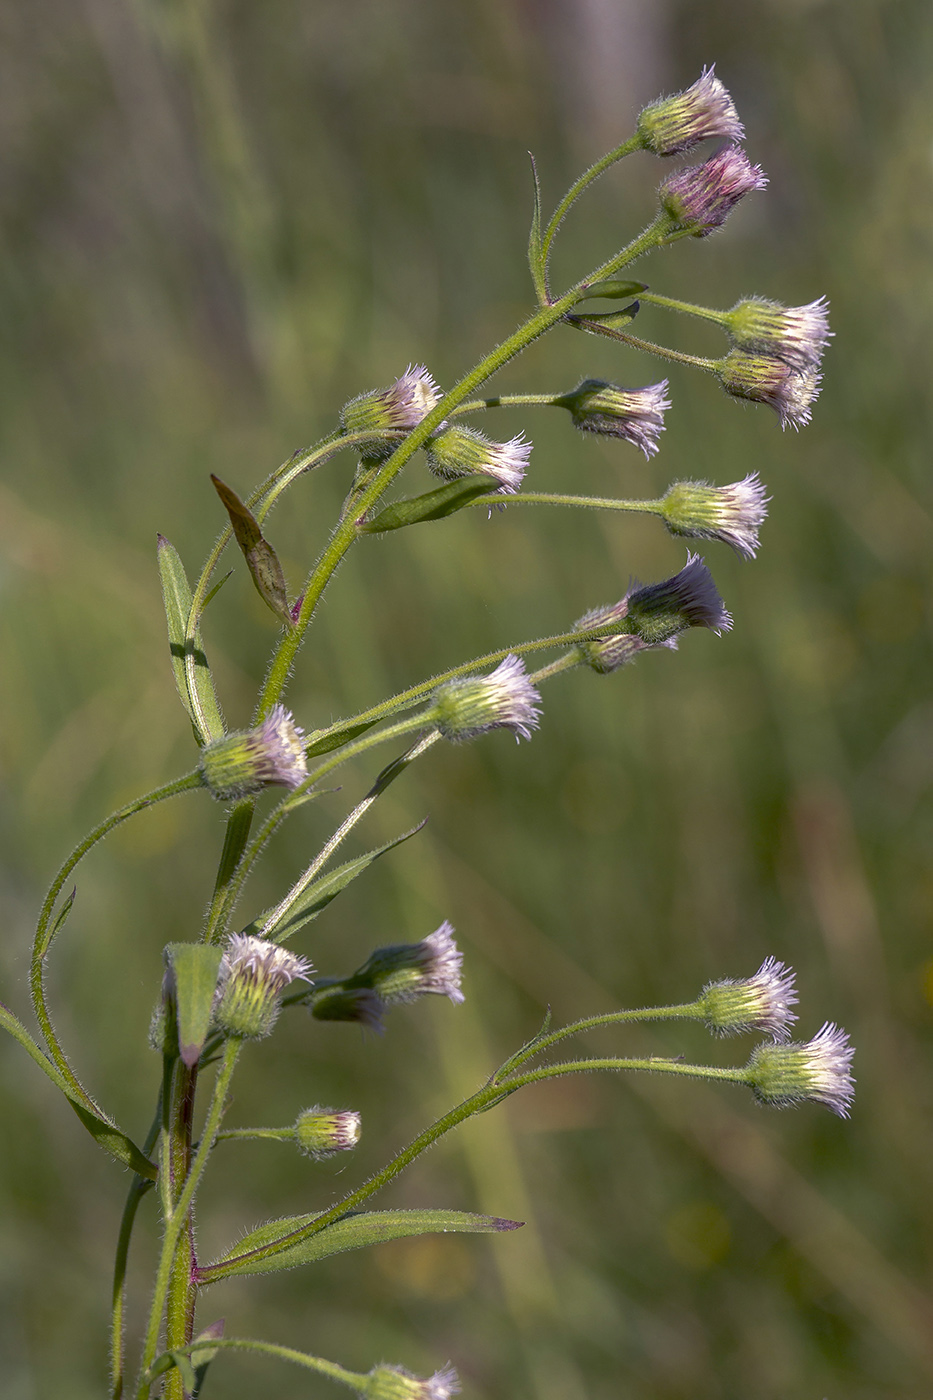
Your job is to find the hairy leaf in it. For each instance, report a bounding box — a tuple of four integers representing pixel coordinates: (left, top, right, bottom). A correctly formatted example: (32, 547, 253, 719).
(157, 535, 225, 744)
(360, 476, 500, 533)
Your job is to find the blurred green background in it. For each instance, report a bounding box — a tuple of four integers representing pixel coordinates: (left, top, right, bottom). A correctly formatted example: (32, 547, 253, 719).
(1, 1, 931, 1396)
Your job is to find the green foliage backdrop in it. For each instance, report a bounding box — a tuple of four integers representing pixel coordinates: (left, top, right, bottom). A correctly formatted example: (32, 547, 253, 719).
(1, 2, 931, 1396)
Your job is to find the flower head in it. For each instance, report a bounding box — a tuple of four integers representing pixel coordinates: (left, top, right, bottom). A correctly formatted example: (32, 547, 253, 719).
(717, 348, 822, 429)
(746, 1022, 855, 1117)
(294, 1106, 361, 1159)
(660, 474, 769, 559)
(425, 425, 530, 494)
(725, 296, 831, 372)
(701, 957, 798, 1041)
(199, 705, 307, 802)
(340, 364, 442, 456)
(213, 934, 313, 1040)
(637, 66, 744, 156)
(659, 146, 767, 237)
(364, 1363, 460, 1400)
(352, 921, 465, 1007)
(433, 655, 541, 742)
(563, 378, 670, 457)
(310, 984, 386, 1032)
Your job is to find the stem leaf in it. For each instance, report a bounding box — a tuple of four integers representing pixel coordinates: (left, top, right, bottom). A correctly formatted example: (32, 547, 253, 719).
(360, 476, 501, 533)
(164, 943, 224, 1067)
(579, 279, 648, 300)
(211, 476, 292, 625)
(157, 535, 225, 744)
(199, 1208, 522, 1282)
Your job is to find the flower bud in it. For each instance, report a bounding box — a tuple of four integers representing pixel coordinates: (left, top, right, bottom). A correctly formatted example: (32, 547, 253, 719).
(637, 66, 744, 156)
(294, 1105, 361, 1159)
(659, 146, 767, 237)
(562, 378, 670, 458)
(575, 553, 731, 671)
(212, 934, 312, 1041)
(340, 365, 442, 459)
(724, 296, 831, 372)
(352, 921, 465, 1007)
(363, 1363, 460, 1400)
(716, 348, 821, 429)
(746, 1022, 855, 1117)
(700, 957, 798, 1041)
(310, 984, 386, 1032)
(659, 474, 768, 559)
(424, 425, 530, 494)
(200, 705, 307, 802)
(433, 655, 541, 742)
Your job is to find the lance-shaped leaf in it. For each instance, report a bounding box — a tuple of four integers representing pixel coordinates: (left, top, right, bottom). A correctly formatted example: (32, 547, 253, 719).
(198, 1208, 522, 1282)
(164, 943, 224, 1067)
(0, 1001, 157, 1179)
(211, 476, 292, 626)
(304, 718, 380, 760)
(191, 1319, 225, 1397)
(361, 476, 501, 533)
(157, 536, 226, 745)
(579, 278, 648, 300)
(245, 822, 426, 944)
(569, 303, 641, 330)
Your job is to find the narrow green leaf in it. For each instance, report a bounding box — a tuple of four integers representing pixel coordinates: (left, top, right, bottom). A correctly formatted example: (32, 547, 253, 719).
(157, 535, 225, 744)
(575, 303, 641, 328)
(200, 1208, 522, 1282)
(40, 886, 76, 960)
(304, 719, 379, 759)
(211, 476, 292, 625)
(246, 822, 426, 943)
(360, 476, 501, 533)
(0, 1001, 158, 1178)
(579, 279, 648, 300)
(191, 1319, 225, 1398)
(164, 944, 224, 1067)
(527, 151, 548, 305)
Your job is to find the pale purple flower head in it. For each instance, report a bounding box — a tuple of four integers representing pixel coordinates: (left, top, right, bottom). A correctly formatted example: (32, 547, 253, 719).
(660, 474, 769, 559)
(425, 425, 530, 494)
(365, 1363, 461, 1400)
(727, 296, 832, 373)
(565, 378, 671, 457)
(702, 957, 798, 1041)
(717, 348, 822, 429)
(341, 364, 442, 446)
(660, 146, 768, 237)
(747, 1021, 855, 1117)
(294, 1105, 362, 1159)
(638, 66, 744, 156)
(576, 554, 730, 671)
(355, 921, 465, 1006)
(214, 934, 313, 1039)
(433, 654, 542, 742)
(200, 704, 308, 802)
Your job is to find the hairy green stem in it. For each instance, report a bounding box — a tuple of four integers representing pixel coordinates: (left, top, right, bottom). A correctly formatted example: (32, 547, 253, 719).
(147, 1337, 367, 1393)
(539, 134, 642, 282)
(569, 315, 717, 371)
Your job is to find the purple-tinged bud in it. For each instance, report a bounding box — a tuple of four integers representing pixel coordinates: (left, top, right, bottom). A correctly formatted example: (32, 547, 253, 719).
(425, 425, 530, 495)
(724, 296, 831, 373)
(433, 655, 541, 742)
(659, 146, 767, 237)
(701, 957, 798, 1041)
(563, 378, 670, 458)
(717, 348, 821, 430)
(294, 1105, 361, 1159)
(341, 364, 442, 458)
(637, 66, 744, 156)
(576, 554, 731, 672)
(746, 1022, 855, 1117)
(200, 705, 307, 802)
(213, 934, 312, 1040)
(660, 474, 769, 559)
(352, 921, 465, 1007)
(310, 984, 386, 1032)
(363, 1363, 460, 1400)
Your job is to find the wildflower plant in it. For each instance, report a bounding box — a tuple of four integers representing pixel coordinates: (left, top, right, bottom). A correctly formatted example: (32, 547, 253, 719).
(2, 69, 851, 1399)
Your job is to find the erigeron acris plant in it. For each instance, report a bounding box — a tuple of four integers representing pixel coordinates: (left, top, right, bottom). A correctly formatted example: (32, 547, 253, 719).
(3, 67, 850, 1399)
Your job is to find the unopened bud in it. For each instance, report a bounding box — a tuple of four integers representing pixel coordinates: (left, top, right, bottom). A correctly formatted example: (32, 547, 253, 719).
(363, 1363, 460, 1400)
(433, 655, 541, 742)
(310, 984, 386, 1032)
(425, 425, 530, 494)
(200, 705, 307, 802)
(352, 922, 465, 1007)
(562, 378, 670, 458)
(746, 1022, 855, 1117)
(659, 146, 767, 237)
(660, 474, 768, 559)
(717, 348, 821, 429)
(213, 934, 312, 1040)
(340, 365, 442, 459)
(294, 1105, 361, 1159)
(724, 296, 831, 373)
(637, 66, 744, 156)
(575, 553, 731, 671)
(701, 957, 797, 1041)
